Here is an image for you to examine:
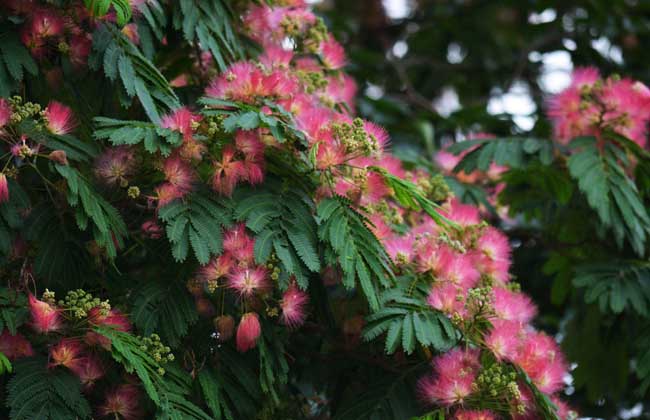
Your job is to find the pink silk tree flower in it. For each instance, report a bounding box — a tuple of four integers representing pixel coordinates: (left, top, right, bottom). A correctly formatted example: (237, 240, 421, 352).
(28, 294, 62, 333)
(236, 312, 261, 352)
(44, 101, 77, 135)
(280, 284, 308, 328)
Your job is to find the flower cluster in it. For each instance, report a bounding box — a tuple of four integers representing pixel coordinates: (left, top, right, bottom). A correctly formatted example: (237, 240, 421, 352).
(2, 0, 149, 67)
(0, 96, 81, 203)
(188, 223, 310, 352)
(0, 0, 579, 418)
(0, 289, 150, 417)
(548, 67, 650, 147)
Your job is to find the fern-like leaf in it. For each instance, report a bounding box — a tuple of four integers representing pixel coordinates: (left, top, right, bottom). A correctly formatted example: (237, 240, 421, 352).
(131, 279, 199, 346)
(568, 137, 650, 255)
(234, 185, 319, 289)
(158, 193, 232, 264)
(317, 195, 394, 311)
(7, 357, 91, 420)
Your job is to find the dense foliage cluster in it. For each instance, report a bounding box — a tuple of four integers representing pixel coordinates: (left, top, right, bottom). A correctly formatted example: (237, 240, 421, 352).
(0, 0, 644, 419)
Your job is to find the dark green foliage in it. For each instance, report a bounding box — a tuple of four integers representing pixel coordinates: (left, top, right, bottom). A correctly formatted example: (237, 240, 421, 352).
(317, 196, 395, 311)
(132, 279, 199, 347)
(637, 330, 650, 395)
(573, 261, 650, 316)
(173, 0, 243, 72)
(0, 288, 29, 335)
(0, 30, 38, 97)
(201, 99, 308, 145)
(568, 137, 650, 255)
(235, 186, 319, 289)
(198, 348, 263, 420)
(363, 281, 457, 354)
(333, 372, 422, 420)
(257, 324, 290, 404)
(93, 117, 183, 156)
(563, 308, 630, 402)
(96, 326, 212, 420)
(55, 164, 128, 258)
(23, 203, 94, 288)
(0, 179, 29, 256)
(89, 24, 179, 122)
(83, 0, 132, 26)
(158, 193, 232, 264)
(7, 357, 91, 420)
(447, 137, 555, 173)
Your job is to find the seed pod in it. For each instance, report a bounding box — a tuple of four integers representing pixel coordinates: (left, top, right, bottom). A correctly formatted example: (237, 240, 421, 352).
(213, 315, 235, 342)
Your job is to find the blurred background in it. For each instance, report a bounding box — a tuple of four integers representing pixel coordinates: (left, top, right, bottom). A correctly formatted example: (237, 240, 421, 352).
(310, 0, 650, 419)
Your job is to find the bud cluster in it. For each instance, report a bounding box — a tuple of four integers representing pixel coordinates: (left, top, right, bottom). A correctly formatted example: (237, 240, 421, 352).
(473, 363, 519, 401)
(7, 96, 43, 125)
(266, 253, 282, 282)
(59, 289, 111, 319)
(332, 118, 379, 156)
(137, 333, 174, 374)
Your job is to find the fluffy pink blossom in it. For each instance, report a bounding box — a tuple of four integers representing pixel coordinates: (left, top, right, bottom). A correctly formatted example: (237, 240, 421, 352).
(235, 131, 266, 184)
(454, 410, 497, 420)
(71, 354, 105, 387)
(260, 45, 294, 69)
(280, 284, 309, 328)
(223, 223, 255, 261)
(44, 101, 77, 135)
(439, 252, 480, 289)
(141, 220, 163, 239)
(228, 266, 269, 297)
(68, 34, 92, 67)
(546, 67, 602, 144)
(443, 198, 481, 227)
(484, 319, 523, 361)
(415, 241, 452, 275)
(492, 287, 537, 323)
(28, 8, 65, 38)
(418, 348, 480, 406)
(0, 174, 9, 204)
(427, 282, 465, 316)
(206, 61, 287, 102)
(514, 332, 567, 394)
(29, 294, 62, 333)
(320, 35, 346, 70)
(384, 234, 415, 264)
(197, 254, 234, 283)
(236, 312, 261, 352)
(94, 146, 136, 187)
(475, 227, 511, 283)
(0, 329, 34, 360)
(161, 107, 201, 140)
(100, 384, 143, 420)
(49, 338, 85, 371)
(212, 145, 246, 196)
(163, 155, 195, 192)
(316, 141, 348, 169)
(0, 98, 11, 127)
(243, 5, 316, 44)
(155, 183, 185, 208)
(324, 75, 358, 110)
